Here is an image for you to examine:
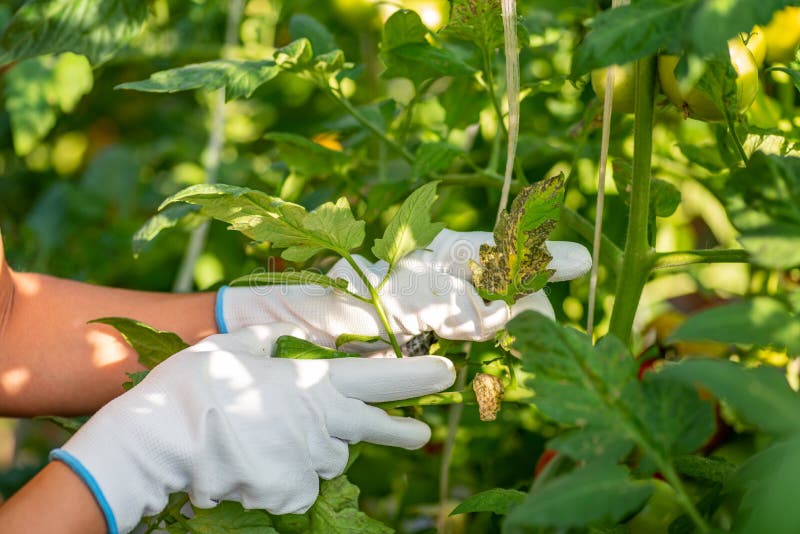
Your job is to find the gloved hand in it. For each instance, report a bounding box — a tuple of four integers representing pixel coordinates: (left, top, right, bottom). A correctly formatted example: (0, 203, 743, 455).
(50, 324, 455, 534)
(217, 229, 591, 351)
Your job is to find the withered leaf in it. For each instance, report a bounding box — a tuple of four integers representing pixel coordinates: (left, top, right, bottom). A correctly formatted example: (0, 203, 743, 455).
(470, 174, 565, 304)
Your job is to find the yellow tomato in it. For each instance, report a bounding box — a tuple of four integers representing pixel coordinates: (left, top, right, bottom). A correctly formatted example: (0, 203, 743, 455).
(591, 64, 637, 114)
(764, 6, 800, 64)
(658, 38, 759, 121)
(742, 25, 767, 67)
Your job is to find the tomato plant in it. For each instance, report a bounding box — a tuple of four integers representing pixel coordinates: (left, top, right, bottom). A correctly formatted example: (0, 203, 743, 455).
(2, 0, 800, 533)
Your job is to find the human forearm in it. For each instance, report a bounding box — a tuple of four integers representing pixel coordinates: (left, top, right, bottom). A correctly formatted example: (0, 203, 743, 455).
(0, 270, 216, 417)
(0, 462, 106, 534)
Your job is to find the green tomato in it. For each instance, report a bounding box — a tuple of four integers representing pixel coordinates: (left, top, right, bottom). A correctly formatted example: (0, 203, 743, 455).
(591, 64, 636, 114)
(658, 38, 759, 121)
(743, 25, 767, 67)
(764, 7, 800, 64)
(627, 479, 684, 534)
(332, 0, 380, 29)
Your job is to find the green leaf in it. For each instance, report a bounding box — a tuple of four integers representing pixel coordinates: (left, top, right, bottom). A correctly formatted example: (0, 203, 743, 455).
(721, 153, 800, 268)
(308, 476, 394, 533)
(274, 38, 314, 70)
(132, 204, 198, 256)
(504, 464, 652, 529)
(412, 142, 463, 178)
(289, 14, 336, 56)
(381, 10, 474, 85)
(123, 370, 149, 391)
(612, 161, 681, 218)
(0, 0, 147, 66)
(450, 488, 526, 516)
(548, 428, 634, 464)
(442, 0, 504, 53)
(372, 182, 445, 269)
(572, 1, 691, 75)
(690, 0, 795, 57)
(726, 433, 800, 534)
(669, 297, 800, 354)
(116, 59, 280, 101)
(34, 415, 88, 434)
(660, 359, 800, 437)
(470, 174, 565, 305)
(673, 455, 736, 485)
(89, 317, 189, 369)
(160, 184, 366, 261)
(5, 53, 93, 156)
(229, 270, 349, 290)
(264, 132, 351, 177)
(274, 336, 358, 360)
(186, 501, 277, 533)
(509, 312, 714, 466)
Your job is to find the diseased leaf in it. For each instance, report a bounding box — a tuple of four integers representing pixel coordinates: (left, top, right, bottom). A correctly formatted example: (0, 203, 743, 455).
(443, 0, 505, 52)
(274, 336, 358, 360)
(504, 464, 652, 529)
(470, 174, 565, 305)
(116, 59, 280, 101)
(372, 182, 445, 269)
(264, 132, 351, 177)
(308, 476, 394, 533)
(89, 317, 189, 369)
(0, 0, 147, 66)
(186, 501, 277, 533)
(159, 184, 366, 261)
(274, 38, 314, 70)
(123, 370, 149, 391)
(450, 488, 526, 516)
(335, 333, 386, 348)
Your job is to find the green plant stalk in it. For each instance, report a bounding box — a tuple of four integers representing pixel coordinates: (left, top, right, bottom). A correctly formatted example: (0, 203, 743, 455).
(725, 114, 749, 166)
(653, 249, 750, 270)
(342, 253, 403, 357)
(375, 383, 534, 410)
(328, 88, 415, 164)
(608, 57, 657, 344)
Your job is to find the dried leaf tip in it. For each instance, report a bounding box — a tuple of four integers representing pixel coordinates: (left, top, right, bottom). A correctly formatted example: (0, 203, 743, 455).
(473, 373, 505, 422)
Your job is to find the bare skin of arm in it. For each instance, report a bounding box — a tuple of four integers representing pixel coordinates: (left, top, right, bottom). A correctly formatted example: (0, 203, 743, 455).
(0, 233, 218, 417)
(0, 462, 106, 534)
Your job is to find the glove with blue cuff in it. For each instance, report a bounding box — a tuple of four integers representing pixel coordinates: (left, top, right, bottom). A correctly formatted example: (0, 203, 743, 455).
(50, 324, 455, 534)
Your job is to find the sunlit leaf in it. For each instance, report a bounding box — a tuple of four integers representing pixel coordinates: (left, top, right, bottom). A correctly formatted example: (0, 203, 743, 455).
(89, 317, 188, 369)
(0, 0, 147, 66)
(450, 488, 526, 516)
(116, 59, 280, 101)
(372, 181, 445, 269)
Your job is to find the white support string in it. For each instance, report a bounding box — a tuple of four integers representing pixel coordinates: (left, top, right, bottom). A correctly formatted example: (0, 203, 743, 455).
(586, 0, 629, 337)
(497, 0, 519, 221)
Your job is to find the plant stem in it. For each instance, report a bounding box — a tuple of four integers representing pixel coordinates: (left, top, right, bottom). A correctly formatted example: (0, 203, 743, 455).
(725, 115, 749, 166)
(608, 57, 657, 344)
(653, 249, 750, 270)
(658, 462, 711, 532)
(328, 89, 415, 164)
(342, 253, 403, 357)
(374, 383, 534, 410)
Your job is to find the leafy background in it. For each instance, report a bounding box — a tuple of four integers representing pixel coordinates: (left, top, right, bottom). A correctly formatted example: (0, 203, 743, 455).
(1, 0, 800, 532)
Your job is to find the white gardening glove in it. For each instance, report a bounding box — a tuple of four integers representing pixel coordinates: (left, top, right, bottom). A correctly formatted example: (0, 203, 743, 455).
(50, 324, 455, 534)
(217, 229, 591, 351)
